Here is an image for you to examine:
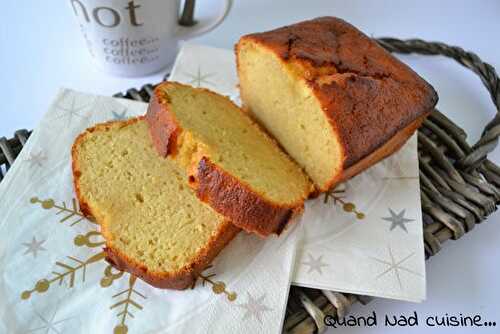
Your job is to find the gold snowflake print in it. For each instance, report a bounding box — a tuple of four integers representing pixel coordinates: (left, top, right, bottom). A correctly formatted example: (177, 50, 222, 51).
(22, 196, 237, 333)
(324, 184, 365, 220)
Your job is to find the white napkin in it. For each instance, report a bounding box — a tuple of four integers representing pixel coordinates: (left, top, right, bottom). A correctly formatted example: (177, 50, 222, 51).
(170, 44, 426, 303)
(294, 134, 426, 302)
(0, 88, 298, 333)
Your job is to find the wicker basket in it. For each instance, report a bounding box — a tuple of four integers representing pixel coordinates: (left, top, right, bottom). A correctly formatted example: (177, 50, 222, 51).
(1, 38, 499, 334)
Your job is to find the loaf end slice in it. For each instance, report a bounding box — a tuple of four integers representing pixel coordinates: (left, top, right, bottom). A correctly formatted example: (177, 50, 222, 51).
(72, 117, 239, 289)
(146, 82, 313, 237)
(236, 16, 438, 191)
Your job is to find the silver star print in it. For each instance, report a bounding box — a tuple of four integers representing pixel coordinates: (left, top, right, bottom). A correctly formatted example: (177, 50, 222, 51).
(25, 150, 47, 168)
(112, 108, 128, 120)
(27, 301, 74, 333)
(185, 67, 216, 87)
(237, 293, 272, 323)
(302, 253, 329, 275)
(22, 236, 47, 258)
(369, 245, 422, 290)
(382, 208, 414, 233)
(52, 91, 91, 126)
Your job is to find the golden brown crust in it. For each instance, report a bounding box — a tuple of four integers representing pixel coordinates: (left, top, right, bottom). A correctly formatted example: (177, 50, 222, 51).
(194, 157, 301, 237)
(332, 112, 428, 187)
(103, 219, 240, 290)
(145, 82, 306, 237)
(145, 94, 181, 158)
(238, 16, 437, 186)
(71, 117, 240, 290)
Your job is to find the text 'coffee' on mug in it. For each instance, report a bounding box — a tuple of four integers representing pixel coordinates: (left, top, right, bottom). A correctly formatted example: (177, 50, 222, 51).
(68, 0, 232, 77)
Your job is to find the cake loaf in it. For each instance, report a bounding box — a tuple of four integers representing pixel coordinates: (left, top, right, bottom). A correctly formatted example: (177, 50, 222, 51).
(72, 118, 240, 289)
(236, 17, 438, 191)
(146, 82, 313, 237)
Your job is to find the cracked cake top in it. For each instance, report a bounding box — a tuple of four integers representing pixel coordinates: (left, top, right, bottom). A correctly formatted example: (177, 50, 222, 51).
(240, 17, 438, 167)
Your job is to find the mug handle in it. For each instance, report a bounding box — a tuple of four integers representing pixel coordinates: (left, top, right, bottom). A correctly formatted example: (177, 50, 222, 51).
(177, 0, 232, 39)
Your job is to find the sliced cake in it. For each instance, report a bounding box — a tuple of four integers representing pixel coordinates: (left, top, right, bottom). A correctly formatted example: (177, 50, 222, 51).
(146, 82, 313, 237)
(72, 118, 240, 289)
(236, 17, 438, 191)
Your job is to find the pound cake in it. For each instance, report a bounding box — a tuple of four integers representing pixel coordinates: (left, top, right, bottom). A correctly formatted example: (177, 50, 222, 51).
(146, 82, 313, 237)
(72, 118, 240, 289)
(236, 17, 438, 191)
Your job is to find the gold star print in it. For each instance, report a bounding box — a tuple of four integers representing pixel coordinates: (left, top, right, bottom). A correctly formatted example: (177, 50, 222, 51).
(185, 67, 216, 87)
(369, 245, 422, 290)
(22, 236, 47, 258)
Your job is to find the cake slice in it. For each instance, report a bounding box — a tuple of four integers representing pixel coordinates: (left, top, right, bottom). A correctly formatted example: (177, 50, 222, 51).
(146, 82, 313, 237)
(236, 17, 438, 191)
(72, 118, 239, 289)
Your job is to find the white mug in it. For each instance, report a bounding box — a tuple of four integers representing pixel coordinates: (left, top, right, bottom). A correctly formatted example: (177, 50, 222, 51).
(68, 0, 232, 77)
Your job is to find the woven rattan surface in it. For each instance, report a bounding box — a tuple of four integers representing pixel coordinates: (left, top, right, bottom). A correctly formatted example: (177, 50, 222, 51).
(1, 38, 499, 334)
